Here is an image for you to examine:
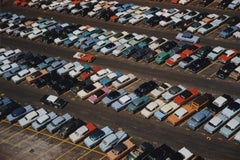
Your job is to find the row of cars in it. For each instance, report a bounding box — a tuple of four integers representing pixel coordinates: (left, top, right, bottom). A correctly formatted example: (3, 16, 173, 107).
(1, 12, 240, 80)
(1, 45, 239, 139)
(13, 0, 240, 38)
(0, 96, 202, 160)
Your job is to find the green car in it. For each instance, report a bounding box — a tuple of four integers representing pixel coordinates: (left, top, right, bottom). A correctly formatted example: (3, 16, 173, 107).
(155, 51, 174, 64)
(127, 96, 152, 114)
(195, 46, 212, 58)
(122, 46, 137, 58)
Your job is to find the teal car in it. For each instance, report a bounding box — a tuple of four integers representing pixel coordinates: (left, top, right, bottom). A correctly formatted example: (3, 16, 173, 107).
(37, 57, 58, 69)
(122, 46, 137, 58)
(155, 51, 174, 64)
(127, 96, 152, 114)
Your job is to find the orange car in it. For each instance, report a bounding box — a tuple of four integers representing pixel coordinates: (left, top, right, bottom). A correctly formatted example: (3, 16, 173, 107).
(181, 43, 202, 57)
(24, 17, 42, 26)
(110, 15, 119, 22)
(107, 139, 135, 160)
(172, 0, 179, 3)
(173, 88, 200, 106)
(166, 104, 197, 126)
(26, 69, 48, 84)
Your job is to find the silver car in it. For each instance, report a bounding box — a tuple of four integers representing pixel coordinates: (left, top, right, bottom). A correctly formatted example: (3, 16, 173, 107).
(32, 111, 58, 131)
(46, 113, 73, 133)
(18, 108, 47, 128)
(102, 89, 127, 106)
(161, 85, 186, 102)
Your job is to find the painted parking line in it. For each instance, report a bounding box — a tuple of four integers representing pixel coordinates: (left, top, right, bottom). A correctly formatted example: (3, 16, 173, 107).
(0, 124, 15, 134)
(35, 141, 64, 160)
(55, 145, 78, 160)
(99, 155, 107, 160)
(197, 61, 217, 75)
(77, 145, 100, 160)
(0, 127, 26, 145)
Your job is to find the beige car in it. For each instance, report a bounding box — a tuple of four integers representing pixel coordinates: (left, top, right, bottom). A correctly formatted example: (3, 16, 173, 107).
(77, 82, 103, 100)
(112, 73, 137, 89)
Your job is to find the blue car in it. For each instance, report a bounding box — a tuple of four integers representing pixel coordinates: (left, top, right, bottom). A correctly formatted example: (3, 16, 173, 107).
(219, 26, 239, 39)
(100, 71, 122, 86)
(187, 109, 213, 130)
(46, 60, 67, 73)
(80, 38, 99, 52)
(145, 7, 161, 15)
(118, 13, 135, 24)
(6, 105, 35, 124)
(37, 57, 59, 69)
(3, 65, 28, 80)
(0, 97, 12, 107)
(111, 93, 138, 112)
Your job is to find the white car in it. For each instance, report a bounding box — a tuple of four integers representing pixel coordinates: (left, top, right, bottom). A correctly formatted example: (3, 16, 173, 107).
(154, 101, 180, 121)
(129, 14, 146, 25)
(234, 131, 240, 142)
(18, 108, 47, 128)
(183, 11, 199, 21)
(207, 46, 226, 61)
(141, 99, 166, 119)
(187, 21, 206, 33)
(98, 31, 116, 41)
(112, 73, 137, 89)
(56, 61, 81, 76)
(230, 54, 240, 66)
(161, 85, 186, 102)
(233, 31, 240, 39)
(0, 63, 18, 76)
(20, 27, 34, 38)
(28, 28, 47, 40)
(90, 68, 112, 82)
(178, 147, 194, 160)
(173, 9, 192, 19)
(0, 49, 22, 61)
(77, 82, 103, 100)
(179, 0, 192, 5)
(68, 64, 89, 78)
(112, 43, 131, 57)
(148, 38, 168, 51)
(11, 67, 37, 84)
(150, 83, 172, 98)
(109, 31, 128, 43)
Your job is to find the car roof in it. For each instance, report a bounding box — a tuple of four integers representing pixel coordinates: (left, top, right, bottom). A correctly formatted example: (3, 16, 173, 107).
(47, 95, 58, 102)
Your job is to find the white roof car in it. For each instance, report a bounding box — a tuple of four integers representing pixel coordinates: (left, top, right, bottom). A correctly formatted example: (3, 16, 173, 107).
(77, 82, 103, 100)
(68, 64, 86, 78)
(11, 67, 37, 84)
(230, 55, 240, 66)
(90, 68, 112, 82)
(0, 63, 18, 76)
(150, 83, 172, 98)
(141, 99, 165, 118)
(212, 96, 227, 108)
(234, 131, 240, 142)
(69, 125, 89, 143)
(119, 95, 131, 104)
(112, 73, 137, 89)
(178, 147, 194, 160)
(0, 49, 21, 61)
(209, 116, 222, 127)
(174, 108, 188, 118)
(226, 118, 239, 130)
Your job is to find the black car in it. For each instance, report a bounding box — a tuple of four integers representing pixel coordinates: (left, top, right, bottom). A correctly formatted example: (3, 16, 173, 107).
(0, 101, 22, 120)
(131, 48, 150, 62)
(193, 12, 209, 21)
(199, 0, 214, 7)
(188, 58, 211, 73)
(216, 62, 237, 79)
(159, 41, 177, 52)
(33, 74, 51, 88)
(134, 80, 158, 97)
(226, 16, 240, 27)
(40, 94, 68, 109)
(207, 94, 233, 113)
(217, 0, 233, 9)
(144, 144, 175, 160)
(145, 15, 163, 27)
(58, 118, 85, 139)
(42, 30, 59, 43)
(8, 51, 25, 63)
(143, 49, 157, 63)
(70, 79, 93, 95)
(195, 46, 212, 58)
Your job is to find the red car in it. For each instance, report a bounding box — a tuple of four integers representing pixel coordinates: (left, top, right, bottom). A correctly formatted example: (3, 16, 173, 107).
(73, 52, 96, 63)
(181, 44, 202, 57)
(79, 66, 101, 80)
(218, 49, 239, 64)
(173, 88, 200, 106)
(165, 53, 186, 66)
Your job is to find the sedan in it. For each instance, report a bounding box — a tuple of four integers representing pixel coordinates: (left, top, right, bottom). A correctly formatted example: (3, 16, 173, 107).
(99, 130, 128, 152)
(84, 126, 113, 148)
(154, 101, 180, 121)
(31, 111, 58, 131)
(11, 67, 37, 84)
(127, 96, 152, 114)
(73, 52, 96, 63)
(69, 123, 97, 143)
(6, 104, 35, 124)
(173, 88, 200, 106)
(175, 32, 200, 43)
(111, 93, 138, 112)
(178, 55, 198, 69)
(18, 108, 47, 128)
(58, 118, 86, 139)
(219, 26, 239, 39)
(88, 87, 111, 104)
(134, 81, 158, 97)
(46, 113, 73, 134)
(141, 99, 166, 119)
(56, 61, 81, 76)
(77, 82, 103, 100)
(162, 85, 186, 102)
(112, 73, 137, 89)
(40, 95, 68, 109)
(100, 42, 121, 55)
(216, 62, 237, 79)
(99, 71, 122, 86)
(187, 109, 213, 130)
(0, 63, 18, 76)
(218, 49, 239, 64)
(102, 89, 127, 106)
(219, 115, 240, 138)
(188, 58, 211, 73)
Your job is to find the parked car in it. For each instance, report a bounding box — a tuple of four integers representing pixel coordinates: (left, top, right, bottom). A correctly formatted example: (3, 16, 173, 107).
(11, 67, 37, 84)
(134, 81, 158, 97)
(40, 94, 68, 109)
(207, 46, 226, 61)
(216, 62, 237, 79)
(162, 85, 186, 102)
(154, 101, 180, 121)
(219, 114, 240, 138)
(90, 68, 112, 82)
(3, 65, 28, 80)
(187, 109, 213, 130)
(31, 111, 58, 131)
(77, 82, 103, 100)
(126, 142, 154, 160)
(57, 61, 81, 76)
(99, 130, 128, 152)
(46, 113, 73, 134)
(99, 71, 122, 86)
(6, 104, 34, 124)
(102, 89, 128, 106)
(46, 60, 67, 73)
(68, 64, 91, 78)
(112, 73, 137, 89)
(195, 46, 213, 58)
(18, 108, 47, 128)
(84, 126, 113, 148)
(25, 69, 48, 84)
(220, 26, 239, 39)
(178, 55, 199, 69)
(175, 32, 200, 43)
(127, 96, 152, 114)
(228, 0, 240, 9)
(69, 122, 97, 143)
(0, 63, 18, 76)
(199, 0, 214, 7)
(173, 88, 200, 106)
(111, 93, 138, 112)
(106, 139, 136, 160)
(150, 83, 172, 99)
(88, 87, 111, 104)
(145, 144, 175, 160)
(218, 49, 239, 64)
(79, 66, 101, 80)
(188, 58, 211, 73)
(58, 118, 86, 139)
(207, 94, 233, 113)
(229, 66, 240, 80)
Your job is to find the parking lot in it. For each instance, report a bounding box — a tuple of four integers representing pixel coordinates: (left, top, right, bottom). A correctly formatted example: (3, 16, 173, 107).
(0, 0, 240, 160)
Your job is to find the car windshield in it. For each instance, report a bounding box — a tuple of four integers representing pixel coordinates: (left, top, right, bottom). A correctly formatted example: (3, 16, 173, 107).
(12, 107, 26, 117)
(180, 90, 192, 99)
(89, 129, 104, 141)
(169, 86, 181, 94)
(84, 84, 96, 92)
(94, 90, 105, 97)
